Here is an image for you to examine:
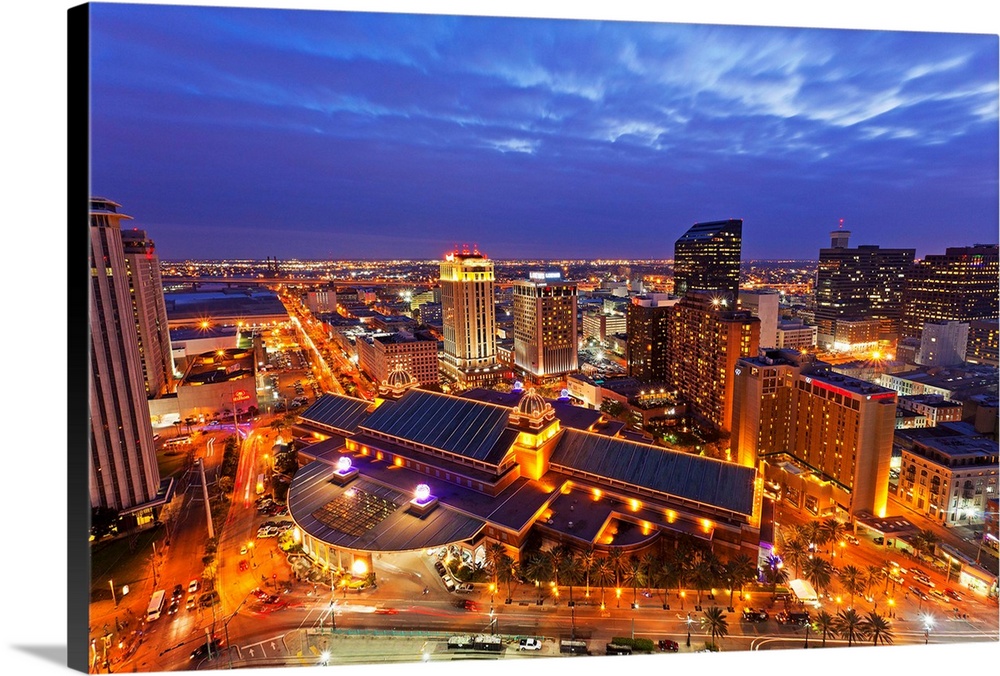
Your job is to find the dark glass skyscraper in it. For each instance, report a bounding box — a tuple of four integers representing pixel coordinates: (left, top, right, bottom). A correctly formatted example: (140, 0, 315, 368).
(673, 218, 742, 302)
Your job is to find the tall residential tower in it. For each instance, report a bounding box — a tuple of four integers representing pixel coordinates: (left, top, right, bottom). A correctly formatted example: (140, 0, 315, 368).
(89, 198, 162, 513)
(121, 228, 174, 398)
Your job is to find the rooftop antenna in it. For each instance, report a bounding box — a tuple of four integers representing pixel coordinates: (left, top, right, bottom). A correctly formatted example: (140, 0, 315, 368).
(838, 218, 844, 229)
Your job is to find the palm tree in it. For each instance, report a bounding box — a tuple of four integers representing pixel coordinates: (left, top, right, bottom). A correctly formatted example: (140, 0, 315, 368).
(579, 548, 597, 599)
(861, 610, 894, 646)
(624, 555, 645, 606)
(559, 552, 582, 606)
(689, 553, 716, 607)
(764, 554, 789, 601)
(832, 608, 866, 647)
(669, 547, 691, 605)
(865, 565, 885, 599)
(594, 557, 615, 608)
(803, 557, 834, 597)
(838, 565, 864, 608)
(815, 610, 836, 647)
(701, 606, 729, 649)
(497, 554, 517, 601)
(522, 552, 553, 604)
(639, 552, 659, 596)
(803, 520, 825, 553)
(485, 542, 506, 589)
(548, 545, 569, 589)
(606, 548, 627, 588)
(724, 554, 757, 607)
(911, 529, 940, 561)
(820, 518, 847, 554)
(781, 538, 810, 579)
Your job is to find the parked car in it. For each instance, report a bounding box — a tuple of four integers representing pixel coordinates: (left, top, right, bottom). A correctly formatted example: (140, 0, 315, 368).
(199, 591, 220, 607)
(185, 595, 197, 612)
(873, 536, 885, 545)
(168, 600, 180, 615)
(775, 611, 810, 626)
(742, 608, 769, 622)
(518, 638, 542, 651)
(846, 535, 860, 545)
(188, 579, 200, 594)
(658, 639, 679, 652)
(456, 583, 475, 593)
(172, 584, 184, 599)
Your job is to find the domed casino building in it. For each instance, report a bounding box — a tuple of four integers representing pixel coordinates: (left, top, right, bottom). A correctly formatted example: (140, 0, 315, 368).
(286, 366, 762, 580)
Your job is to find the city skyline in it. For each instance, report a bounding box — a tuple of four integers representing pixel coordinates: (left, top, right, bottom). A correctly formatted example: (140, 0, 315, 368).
(89, 3, 998, 262)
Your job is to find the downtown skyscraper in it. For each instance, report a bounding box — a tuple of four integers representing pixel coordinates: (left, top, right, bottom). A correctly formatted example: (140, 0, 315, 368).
(512, 273, 578, 380)
(901, 244, 999, 341)
(121, 228, 174, 398)
(673, 218, 742, 303)
(814, 228, 914, 350)
(89, 198, 162, 513)
(439, 246, 505, 387)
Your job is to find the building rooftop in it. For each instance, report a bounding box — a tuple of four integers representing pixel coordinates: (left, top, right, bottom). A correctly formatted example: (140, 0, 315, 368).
(360, 389, 517, 466)
(461, 389, 605, 432)
(549, 428, 757, 517)
(300, 393, 374, 435)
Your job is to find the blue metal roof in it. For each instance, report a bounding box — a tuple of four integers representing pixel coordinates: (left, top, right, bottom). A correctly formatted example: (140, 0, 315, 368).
(300, 394, 372, 434)
(360, 389, 515, 465)
(549, 429, 756, 515)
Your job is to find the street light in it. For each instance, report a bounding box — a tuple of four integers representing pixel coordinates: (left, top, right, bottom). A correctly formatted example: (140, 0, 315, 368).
(680, 590, 686, 610)
(923, 615, 934, 645)
(685, 612, 694, 647)
(616, 587, 622, 609)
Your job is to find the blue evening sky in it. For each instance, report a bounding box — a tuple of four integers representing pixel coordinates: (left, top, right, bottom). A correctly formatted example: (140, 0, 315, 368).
(88, 2, 999, 261)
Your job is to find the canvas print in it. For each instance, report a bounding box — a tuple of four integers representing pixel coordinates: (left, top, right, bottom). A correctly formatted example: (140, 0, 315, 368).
(76, 2, 999, 674)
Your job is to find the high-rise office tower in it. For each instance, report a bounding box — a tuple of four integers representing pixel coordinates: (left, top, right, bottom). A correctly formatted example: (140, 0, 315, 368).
(966, 320, 999, 367)
(731, 349, 896, 518)
(673, 218, 742, 303)
(626, 294, 679, 382)
(814, 229, 914, 349)
(901, 245, 1000, 341)
(670, 290, 760, 432)
(513, 273, 578, 379)
(440, 246, 503, 387)
(738, 290, 779, 349)
(121, 228, 174, 398)
(90, 198, 162, 512)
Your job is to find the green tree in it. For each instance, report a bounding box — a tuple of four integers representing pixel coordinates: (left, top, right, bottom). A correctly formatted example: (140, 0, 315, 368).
(559, 552, 582, 605)
(781, 538, 810, 579)
(579, 547, 597, 599)
(606, 548, 627, 588)
(485, 542, 506, 589)
(910, 529, 940, 560)
(700, 606, 729, 649)
(764, 554, 789, 601)
(864, 564, 885, 598)
(861, 610, 894, 646)
(497, 554, 517, 601)
(689, 552, 717, 607)
(217, 476, 234, 494)
(522, 551, 553, 603)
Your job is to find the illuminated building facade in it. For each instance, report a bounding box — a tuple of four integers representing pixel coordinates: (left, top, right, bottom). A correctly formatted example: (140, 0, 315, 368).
(306, 287, 337, 314)
(738, 290, 779, 349)
(894, 424, 998, 525)
(89, 198, 162, 512)
(966, 319, 1000, 366)
(289, 383, 763, 571)
(673, 218, 742, 303)
(731, 349, 896, 518)
(625, 294, 678, 382)
(121, 228, 175, 398)
(814, 230, 914, 349)
(671, 291, 760, 433)
(901, 244, 999, 341)
(373, 330, 440, 387)
(440, 247, 504, 386)
(512, 273, 578, 379)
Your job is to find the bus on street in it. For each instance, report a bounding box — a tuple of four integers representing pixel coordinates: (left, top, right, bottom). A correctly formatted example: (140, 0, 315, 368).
(147, 589, 166, 621)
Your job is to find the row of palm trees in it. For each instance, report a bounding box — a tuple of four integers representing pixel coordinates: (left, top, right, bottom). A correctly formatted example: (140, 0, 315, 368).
(483, 538, 761, 609)
(659, 605, 895, 650)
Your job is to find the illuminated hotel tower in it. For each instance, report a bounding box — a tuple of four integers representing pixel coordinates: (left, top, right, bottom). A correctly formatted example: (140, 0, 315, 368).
(513, 273, 578, 380)
(673, 219, 742, 303)
(89, 198, 162, 511)
(440, 246, 504, 387)
(121, 228, 174, 397)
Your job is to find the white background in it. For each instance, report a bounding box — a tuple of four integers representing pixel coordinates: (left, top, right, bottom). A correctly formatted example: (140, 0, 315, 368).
(2, 1, 996, 675)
